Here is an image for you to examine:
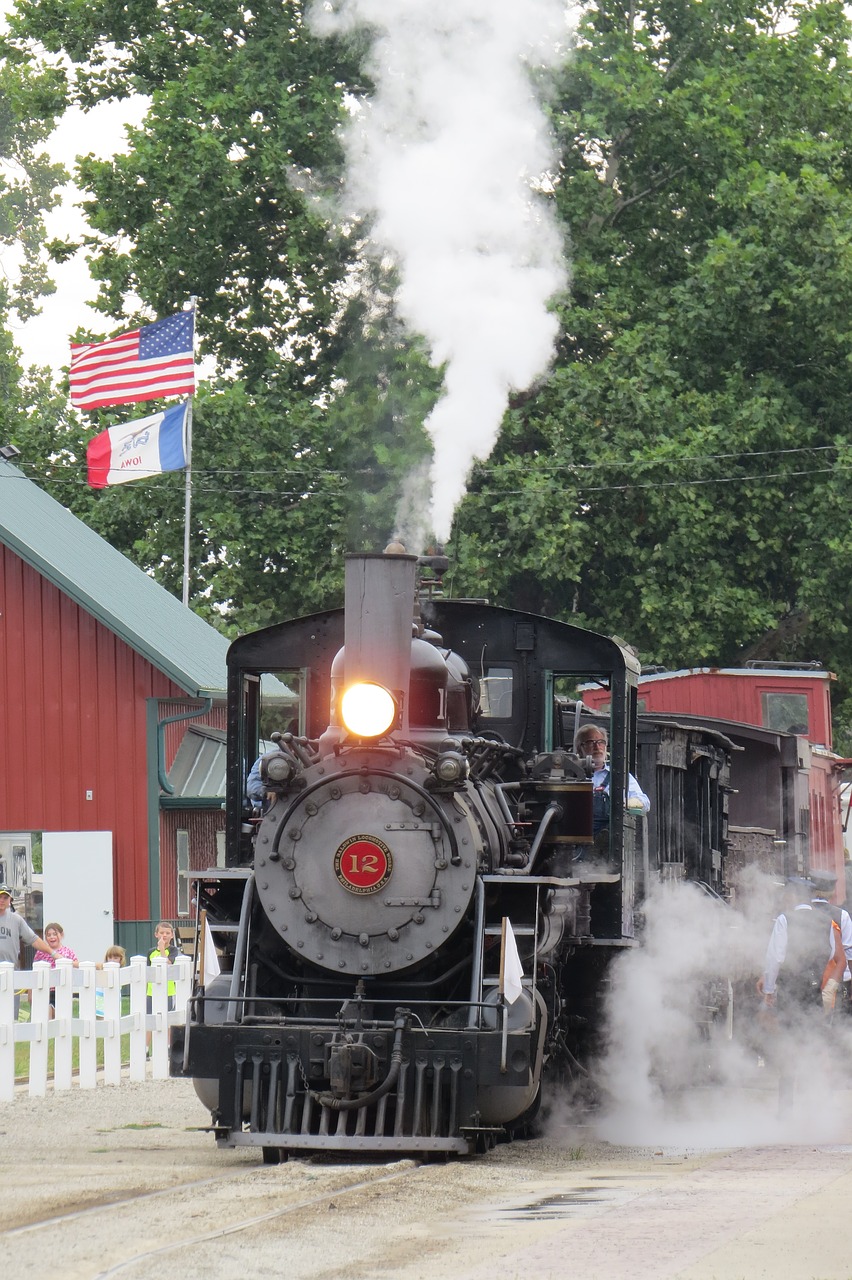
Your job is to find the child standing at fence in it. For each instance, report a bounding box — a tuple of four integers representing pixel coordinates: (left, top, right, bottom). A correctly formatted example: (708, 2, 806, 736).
(95, 945, 127, 1018)
(146, 923, 182, 1055)
(32, 922, 78, 1020)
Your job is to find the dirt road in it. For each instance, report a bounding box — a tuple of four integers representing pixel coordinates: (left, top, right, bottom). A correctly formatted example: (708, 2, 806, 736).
(4, 1078, 852, 1279)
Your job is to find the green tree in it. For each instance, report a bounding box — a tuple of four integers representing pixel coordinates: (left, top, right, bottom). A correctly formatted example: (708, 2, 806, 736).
(3, 0, 436, 624)
(451, 0, 852, 694)
(7, 0, 852, 728)
(0, 38, 69, 460)
(5, 0, 365, 383)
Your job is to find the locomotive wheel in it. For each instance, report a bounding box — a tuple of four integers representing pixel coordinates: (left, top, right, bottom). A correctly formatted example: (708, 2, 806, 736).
(262, 1146, 289, 1164)
(474, 1130, 499, 1154)
(506, 1084, 543, 1141)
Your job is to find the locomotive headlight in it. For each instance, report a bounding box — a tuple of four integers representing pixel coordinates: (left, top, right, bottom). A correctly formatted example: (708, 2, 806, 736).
(434, 750, 468, 784)
(340, 681, 397, 738)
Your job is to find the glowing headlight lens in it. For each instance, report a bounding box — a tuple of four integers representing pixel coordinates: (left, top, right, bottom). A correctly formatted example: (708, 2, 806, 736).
(340, 682, 397, 738)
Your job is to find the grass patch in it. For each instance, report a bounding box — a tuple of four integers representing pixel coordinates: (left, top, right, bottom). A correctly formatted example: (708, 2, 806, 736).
(14, 996, 133, 1081)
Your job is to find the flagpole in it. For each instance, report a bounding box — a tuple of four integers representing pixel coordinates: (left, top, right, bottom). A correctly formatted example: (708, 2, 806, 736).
(198, 907, 208, 990)
(181, 297, 198, 607)
(182, 396, 193, 607)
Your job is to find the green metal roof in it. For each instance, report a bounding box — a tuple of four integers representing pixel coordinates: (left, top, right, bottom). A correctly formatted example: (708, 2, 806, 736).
(0, 459, 229, 696)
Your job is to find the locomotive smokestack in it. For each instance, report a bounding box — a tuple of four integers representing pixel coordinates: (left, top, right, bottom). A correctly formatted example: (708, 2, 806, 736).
(344, 552, 418, 735)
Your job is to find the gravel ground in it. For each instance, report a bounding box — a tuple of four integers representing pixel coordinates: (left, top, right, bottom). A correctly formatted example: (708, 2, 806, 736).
(5, 1078, 852, 1279)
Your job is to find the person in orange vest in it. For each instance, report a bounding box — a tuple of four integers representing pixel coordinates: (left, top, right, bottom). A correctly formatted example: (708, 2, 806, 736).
(810, 869, 852, 1014)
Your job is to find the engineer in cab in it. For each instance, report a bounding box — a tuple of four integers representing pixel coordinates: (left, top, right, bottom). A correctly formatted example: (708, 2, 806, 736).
(574, 723, 651, 837)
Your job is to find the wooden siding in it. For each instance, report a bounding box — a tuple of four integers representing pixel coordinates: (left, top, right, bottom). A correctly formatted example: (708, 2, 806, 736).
(159, 809, 225, 919)
(808, 752, 846, 887)
(0, 545, 220, 922)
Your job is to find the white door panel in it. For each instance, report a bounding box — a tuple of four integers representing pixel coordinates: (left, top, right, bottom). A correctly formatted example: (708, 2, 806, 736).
(42, 831, 114, 961)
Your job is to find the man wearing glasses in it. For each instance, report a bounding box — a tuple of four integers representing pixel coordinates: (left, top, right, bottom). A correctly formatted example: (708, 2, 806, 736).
(574, 724, 650, 840)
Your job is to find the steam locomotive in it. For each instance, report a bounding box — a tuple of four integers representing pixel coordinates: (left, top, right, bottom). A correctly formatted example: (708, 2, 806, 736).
(171, 549, 724, 1159)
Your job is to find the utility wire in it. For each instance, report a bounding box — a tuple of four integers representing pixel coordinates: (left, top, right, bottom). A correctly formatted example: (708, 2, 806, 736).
(3, 441, 848, 484)
(4, 447, 852, 498)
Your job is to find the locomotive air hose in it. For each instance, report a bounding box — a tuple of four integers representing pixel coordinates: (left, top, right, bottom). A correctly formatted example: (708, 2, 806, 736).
(314, 1009, 410, 1112)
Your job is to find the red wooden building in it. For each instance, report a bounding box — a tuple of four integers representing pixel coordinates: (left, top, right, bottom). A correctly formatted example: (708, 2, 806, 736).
(0, 456, 229, 955)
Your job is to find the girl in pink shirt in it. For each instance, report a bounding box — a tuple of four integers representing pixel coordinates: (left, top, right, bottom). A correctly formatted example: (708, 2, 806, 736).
(34, 922, 79, 1018)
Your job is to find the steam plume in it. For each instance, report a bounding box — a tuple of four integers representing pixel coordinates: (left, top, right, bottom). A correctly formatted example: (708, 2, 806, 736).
(584, 880, 852, 1148)
(311, 0, 571, 544)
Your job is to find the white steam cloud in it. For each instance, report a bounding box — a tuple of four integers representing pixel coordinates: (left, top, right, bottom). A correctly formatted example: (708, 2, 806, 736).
(311, 0, 571, 545)
(558, 879, 852, 1150)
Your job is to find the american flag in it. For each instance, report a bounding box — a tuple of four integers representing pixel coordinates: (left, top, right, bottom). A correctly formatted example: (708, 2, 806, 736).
(69, 310, 195, 411)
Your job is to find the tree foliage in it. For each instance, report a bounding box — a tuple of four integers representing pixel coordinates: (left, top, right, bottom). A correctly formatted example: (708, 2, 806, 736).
(4, 0, 438, 625)
(450, 1, 852, 690)
(0, 31, 68, 451)
(6, 0, 364, 382)
(5, 0, 852, 729)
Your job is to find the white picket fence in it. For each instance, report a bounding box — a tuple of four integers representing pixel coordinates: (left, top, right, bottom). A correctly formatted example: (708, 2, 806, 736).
(0, 956, 193, 1101)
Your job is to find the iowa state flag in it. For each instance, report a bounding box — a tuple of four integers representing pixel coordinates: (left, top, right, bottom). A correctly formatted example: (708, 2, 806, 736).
(87, 401, 188, 489)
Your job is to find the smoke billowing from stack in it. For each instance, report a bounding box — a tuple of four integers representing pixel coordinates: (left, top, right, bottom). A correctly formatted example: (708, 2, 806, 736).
(310, 0, 571, 546)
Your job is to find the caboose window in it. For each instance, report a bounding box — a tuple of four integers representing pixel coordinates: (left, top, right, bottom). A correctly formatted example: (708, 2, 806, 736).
(761, 692, 809, 735)
(479, 667, 513, 718)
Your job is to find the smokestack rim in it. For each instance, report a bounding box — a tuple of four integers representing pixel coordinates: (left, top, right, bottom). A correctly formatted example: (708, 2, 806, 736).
(345, 550, 419, 564)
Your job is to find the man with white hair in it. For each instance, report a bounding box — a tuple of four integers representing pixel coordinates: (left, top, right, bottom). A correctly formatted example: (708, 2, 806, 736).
(574, 722, 650, 826)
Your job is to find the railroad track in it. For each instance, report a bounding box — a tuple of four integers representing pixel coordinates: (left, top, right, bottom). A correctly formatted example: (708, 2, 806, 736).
(2, 1158, 423, 1280)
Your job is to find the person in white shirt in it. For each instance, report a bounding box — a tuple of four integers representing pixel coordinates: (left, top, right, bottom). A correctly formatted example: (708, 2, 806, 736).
(0, 884, 57, 1019)
(756, 875, 845, 1110)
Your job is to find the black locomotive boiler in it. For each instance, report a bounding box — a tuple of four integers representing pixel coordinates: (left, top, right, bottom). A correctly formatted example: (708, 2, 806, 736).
(172, 549, 651, 1159)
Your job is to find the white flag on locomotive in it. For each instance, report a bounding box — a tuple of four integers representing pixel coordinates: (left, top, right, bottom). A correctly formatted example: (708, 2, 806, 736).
(201, 913, 221, 987)
(501, 917, 524, 1004)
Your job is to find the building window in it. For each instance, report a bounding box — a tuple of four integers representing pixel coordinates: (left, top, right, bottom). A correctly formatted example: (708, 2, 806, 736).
(761, 692, 809, 735)
(176, 829, 190, 917)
